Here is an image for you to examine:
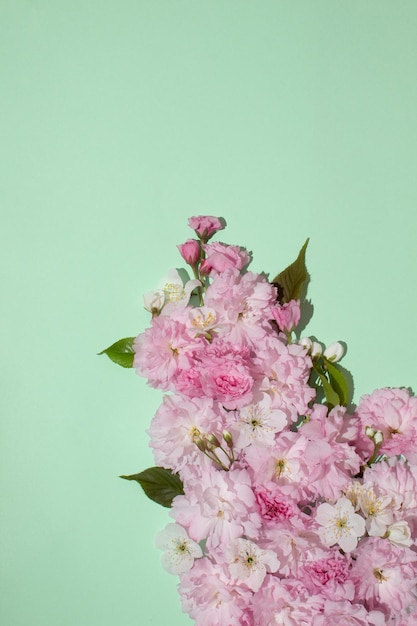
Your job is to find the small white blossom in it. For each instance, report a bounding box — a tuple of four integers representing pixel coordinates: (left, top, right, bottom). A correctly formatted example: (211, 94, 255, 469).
(143, 289, 165, 314)
(365, 426, 376, 438)
(154, 523, 203, 575)
(299, 336, 312, 352)
(227, 538, 280, 592)
(187, 306, 218, 336)
(236, 393, 287, 448)
(358, 483, 393, 537)
(374, 430, 384, 445)
(316, 496, 366, 552)
(311, 341, 323, 358)
(152, 269, 201, 315)
(323, 341, 344, 363)
(386, 521, 413, 547)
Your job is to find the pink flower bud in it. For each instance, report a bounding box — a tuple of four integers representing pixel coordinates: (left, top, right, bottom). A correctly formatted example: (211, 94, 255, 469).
(188, 215, 225, 240)
(177, 239, 200, 265)
(271, 299, 301, 333)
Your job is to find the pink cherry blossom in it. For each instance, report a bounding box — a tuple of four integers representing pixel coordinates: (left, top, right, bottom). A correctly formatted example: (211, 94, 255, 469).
(179, 557, 251, 626)
(204, 269, 278, 346)
(200, 241, 251, 275)
(133, 315, 204, 390)
(147, 394, 224, 475)
(170, 466, 261, 551)
(351, 537, 417, 614)
(301, 552, 355, 601)
(357, 387, 417, 462)
(188, 215, 225, 240)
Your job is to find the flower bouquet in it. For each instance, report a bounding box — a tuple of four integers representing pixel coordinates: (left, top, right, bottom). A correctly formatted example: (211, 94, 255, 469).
(101, 216, 417, 625)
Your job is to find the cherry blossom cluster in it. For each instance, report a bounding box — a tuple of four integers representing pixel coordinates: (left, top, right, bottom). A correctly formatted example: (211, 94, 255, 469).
(133, 216, 417, 626)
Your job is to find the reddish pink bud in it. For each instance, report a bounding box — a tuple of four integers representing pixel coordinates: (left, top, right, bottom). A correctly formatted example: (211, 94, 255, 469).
(177, 239, 200, 265)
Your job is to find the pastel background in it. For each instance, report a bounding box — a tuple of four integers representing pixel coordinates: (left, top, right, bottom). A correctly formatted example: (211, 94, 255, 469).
(1, 1, 416, 625)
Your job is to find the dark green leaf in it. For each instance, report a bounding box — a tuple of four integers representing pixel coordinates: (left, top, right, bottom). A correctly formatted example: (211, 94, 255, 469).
(271, 239, 309, 303)
(313, 364, 340, 408)
(98, 337, 135, 368)
(120, 466, 184, 508)
(325, 360, 349, 406)
(320, 373, 340, 408)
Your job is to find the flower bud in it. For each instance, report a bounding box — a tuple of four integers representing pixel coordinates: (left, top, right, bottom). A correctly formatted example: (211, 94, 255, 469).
(207, 434, 221, 448)
(299, 337, 312, 352)
(387, 521, 413, 547)
(311, 341, 323, 359)
(271, 299, 301, 333)
(222, 431, 233, 447)
(374, 430, 384, 445)
(365, 426, 376, 439)
(194, 437, 206, 452)
(177, 239, 200, 265)
(324, 341, 344, 363)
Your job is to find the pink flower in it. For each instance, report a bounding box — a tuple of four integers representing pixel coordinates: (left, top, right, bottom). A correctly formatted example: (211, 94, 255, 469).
(188, 215, 225, 240)
(245, 431, 312, 501)
(363, 458, 417, 535)
(200, 241, 250, 274)
(256, 337, 315, 421)
(133, 315, 204, 390)
(302, 553, 354, 600)
(233, 393, 287, 450)
(351, 537, 417, 614)
(147, 394, 223, 475)
(301, 404, 362, 500)
(179, 558, 251, 626)
(252, 577, 324, 625)
(357, 387, 417, 462)
(177, 239, 200, 265)
(200, 361, 254, 409)
(204, 269, 278, 346)
(311, 600, 386, 625)
(170, 467, 261, 551)
(271, 299, 301, 333)
(255, 486, 296, 523)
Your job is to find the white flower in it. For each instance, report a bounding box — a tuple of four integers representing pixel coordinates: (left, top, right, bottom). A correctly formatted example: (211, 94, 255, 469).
(159, 269, 201, 314)
(311, 341, 323, 358)
(323, 341, 344, 363)
(316, 496, 366, 552)
(143, 289, 165, 314)
(299, 336, 312, 352)
(386, 521, 413, 547)
(235, 393, 287, 449)
(154, 523, 203, 575)
(187, 306, 218, 337)
(227, 538, 280, 592)
(358, 483, 393, 537)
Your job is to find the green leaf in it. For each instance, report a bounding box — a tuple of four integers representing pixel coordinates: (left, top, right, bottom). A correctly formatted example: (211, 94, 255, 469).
(324, 360, 349, 406)
(313, 364, 340, 408)
(320, 373, 340, 408)
(271, 239, 309, 303)
(98, 337, 135, 368)
(120, 466, 184, 508)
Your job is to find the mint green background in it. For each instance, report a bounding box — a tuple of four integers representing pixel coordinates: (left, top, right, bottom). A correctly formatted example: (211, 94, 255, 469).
(1, 2, 416, 625)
